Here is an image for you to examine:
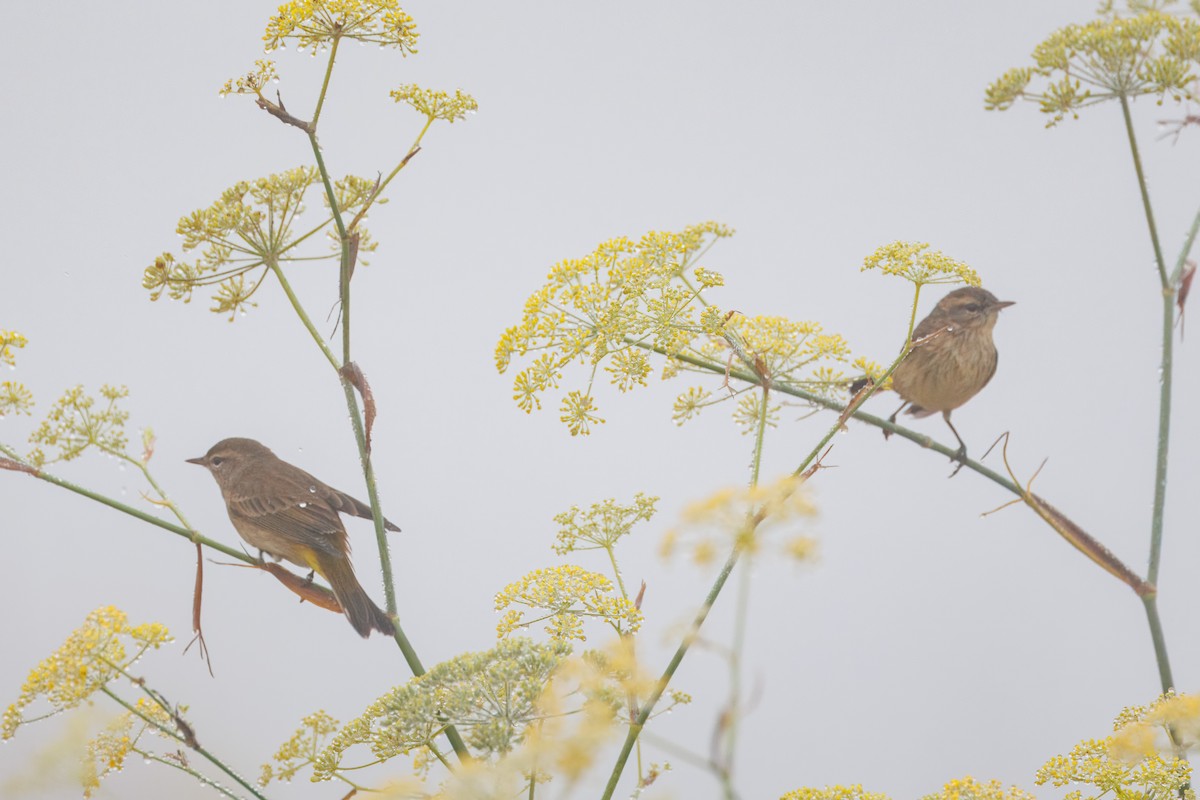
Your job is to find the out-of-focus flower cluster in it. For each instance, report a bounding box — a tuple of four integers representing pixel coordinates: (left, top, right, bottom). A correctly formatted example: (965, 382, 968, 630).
(3, 607, 171, 741)
(391, 84, 478, 123)
(985, 2, 1200, 126)
(661, 473, 817, 567)
(0, 329, 32, 417)
(27, 385, 129, 467)
(780, 777, 1037, 800)
(82, 698, 184, 798)
(142, 168, 383, 320)
(1036, 693, 1196, 799)
(494, 565, 643, 642)
(263, 0, 419, 54)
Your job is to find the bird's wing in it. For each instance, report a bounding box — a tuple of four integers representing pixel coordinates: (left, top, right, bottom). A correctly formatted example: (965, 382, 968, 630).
(225, 465, 348, 556)
(326, 488, 402, 532)
(910, 312, 949, 343)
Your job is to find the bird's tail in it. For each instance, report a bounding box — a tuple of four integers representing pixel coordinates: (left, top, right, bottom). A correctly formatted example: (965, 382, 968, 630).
(318, 554, 396, 638)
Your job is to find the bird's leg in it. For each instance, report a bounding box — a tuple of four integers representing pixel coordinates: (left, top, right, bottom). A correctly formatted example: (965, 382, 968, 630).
(884, 401, 907, 440)
(942, 410, 968, 477)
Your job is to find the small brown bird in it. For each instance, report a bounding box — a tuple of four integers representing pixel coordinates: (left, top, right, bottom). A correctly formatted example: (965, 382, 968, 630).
(187, 437, 398, 637)
(888, 287, 1014, 472)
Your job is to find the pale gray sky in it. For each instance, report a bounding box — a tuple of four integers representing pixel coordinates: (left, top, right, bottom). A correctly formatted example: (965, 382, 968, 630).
(3, 2, 1199, 799)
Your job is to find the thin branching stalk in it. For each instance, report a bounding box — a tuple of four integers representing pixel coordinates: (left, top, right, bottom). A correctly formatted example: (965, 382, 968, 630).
(0, 444, 249, 562)
(1120, 94, 1180, 694)
(101, 687, 268, 800)
(289, 47, 472, 764)
(601, 387, 772, 800)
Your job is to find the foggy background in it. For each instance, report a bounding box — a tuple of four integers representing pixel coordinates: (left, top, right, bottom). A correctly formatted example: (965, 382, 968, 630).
(2, 2, 1198, 798)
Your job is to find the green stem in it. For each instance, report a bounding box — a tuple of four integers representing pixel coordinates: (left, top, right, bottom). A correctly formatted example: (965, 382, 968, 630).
(267, 261, 341, 371)
(600, 547, 740, 800)
(601, 387, 771, 800)
(1146, 289, 1174, 589)
(1142, 595, 1175, 693)
(137, 751, 243, 800)
(1119, 94, 1178, 694)
(0, 445, 249, 562)
(1119, 94, 1169, 288)
(904, 284, 923, 347)
(310, 36, 340, 131)
(1170, 203, 1200, 286)
(295, 119, 471, 766)
(101, 687, 268, 800)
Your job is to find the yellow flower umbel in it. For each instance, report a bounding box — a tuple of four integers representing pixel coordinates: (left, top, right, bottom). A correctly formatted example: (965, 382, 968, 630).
(142, 168, 384, 320)
(862, 241, 980, 289)
(260, 710, 341, 787)
(985, 2, 1200, 126)
(494, 565, 643, 642)
(0, 328, 27, 366)
(391, 84, 478, 123)
(661, 473, 818, 567)
(81, 698, 183, 799)
(671, 314, 855, 430)
(311, 638, 571, 780)
(918, 777, 1038, 800)
(27, 385, 129, 467)
(3, 607, 171, 741)
(1036, 694, 1194, 799)
(780, 785, 891, 800)
(0, 328, 33, 418)
(263, 0, 420, 54)
(496, 222, 734, 434)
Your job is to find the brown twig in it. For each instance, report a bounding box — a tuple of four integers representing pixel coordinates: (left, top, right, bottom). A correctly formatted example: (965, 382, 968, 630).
(255, 90, 313, 133)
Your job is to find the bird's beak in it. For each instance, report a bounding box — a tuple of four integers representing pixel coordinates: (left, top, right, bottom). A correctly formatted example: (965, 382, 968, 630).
(993, 300, 1016, 310)
(185, 456, 207, 466)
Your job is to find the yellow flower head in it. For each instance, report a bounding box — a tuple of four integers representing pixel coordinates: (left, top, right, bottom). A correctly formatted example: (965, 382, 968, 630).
(28, 385, 129, 466)
(664, 473, 819, 566)
(918, 776, 1038, 800)
(494, 565, 643, 641)
(263, 0, 419, 54)
(497, 222, 733, 432)
(0, 329, 28, 366)
(862, 241, 980, 288)
(3, 607, 171, 741)
(391, 84, 478, 123)
(677, 314, 855, 430)
(0, 381, 34, 417)
(986, 3, 1200, 126)
(1036, 694, 1194, 799)
(259, 710, 341, 787)
(553, 493, 658, 555)
(311, 638, 571, 778)
(219, 59, 278, 98)
(780, 785, 891, 800)
(82, 699, 183, 798)
(144, 168, 383, 320)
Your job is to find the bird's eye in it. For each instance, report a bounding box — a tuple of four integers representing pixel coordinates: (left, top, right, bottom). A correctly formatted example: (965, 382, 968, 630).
(210, 457, 224, 467)
(964, 303, 981, 313)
